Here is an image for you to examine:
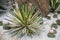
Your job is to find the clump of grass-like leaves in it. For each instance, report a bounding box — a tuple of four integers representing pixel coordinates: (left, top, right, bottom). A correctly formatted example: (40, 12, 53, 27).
(3, 3, 43, 38)
(49, 0, 60, 12)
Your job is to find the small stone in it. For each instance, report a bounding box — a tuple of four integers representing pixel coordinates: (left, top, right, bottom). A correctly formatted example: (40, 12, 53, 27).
(51, 27, 56, 30)
(3, 22, 11, 30)
(49, 29, 54, 33)
(56, 19, 60, 25)
(51, 23, 57, 29)
(47, 32, 56, 38)
(50, 28, 57, 34)
(47, 15, 51, 20)
(53, 14, 57, 18)
(53, 30, 57, 34)
(0, 20, 3, 26)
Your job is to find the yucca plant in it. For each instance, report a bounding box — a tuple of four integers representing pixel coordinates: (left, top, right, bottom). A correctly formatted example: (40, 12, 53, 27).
(57, 5, 60, 13)
(3, 3, 43, 38)
(49, 0, 60, 13)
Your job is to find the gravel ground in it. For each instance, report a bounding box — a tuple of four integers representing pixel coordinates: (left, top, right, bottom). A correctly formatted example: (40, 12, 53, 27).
(0, 13, 60, 40)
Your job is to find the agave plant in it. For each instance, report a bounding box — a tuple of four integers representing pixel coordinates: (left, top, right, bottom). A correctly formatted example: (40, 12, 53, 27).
(49, 0, 60, 13)
(4, 3, 43, 38)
